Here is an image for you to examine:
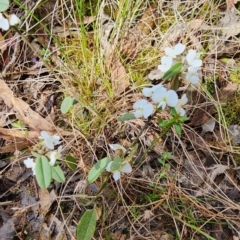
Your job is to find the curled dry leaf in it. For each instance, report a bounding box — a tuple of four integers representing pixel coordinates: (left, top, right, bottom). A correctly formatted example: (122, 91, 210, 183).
(0, 79, 54, 132)
(0, 79, 72, 138)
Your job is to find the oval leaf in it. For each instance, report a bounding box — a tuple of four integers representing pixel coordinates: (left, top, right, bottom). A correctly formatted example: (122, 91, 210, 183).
(35, 156, 52, 188)
(61, 96, 74, 114)
(66, 155, 77, 171)
(52, 165, 65, 182)
(77, 208, 97, 240)
(87, 157, 111, 184)
(118, 113, 135, 122)
(0, 0, 9, 12)
(110, 157, 124, 172)
(163, 62, 183, 81)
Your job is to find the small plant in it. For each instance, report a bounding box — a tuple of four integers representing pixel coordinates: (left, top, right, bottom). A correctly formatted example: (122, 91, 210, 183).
(23, 131, 65, 188)
(87, 43, 202, 185)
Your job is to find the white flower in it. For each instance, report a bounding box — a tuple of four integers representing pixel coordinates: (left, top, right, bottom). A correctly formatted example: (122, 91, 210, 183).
(24, 158, 36, 175)
(39, 131, 61, 150)
(133, 99, 154, 119)
(9, 14, 21, 26)
(165, 43, 186, 58)
(142, 84, 164, 97)
(158, 56, 173, 73)
(175, 94, 188, 116)
(47, 146, 62, 166)
(0, 13, 9, 31)
(186, 49, 202, 68)
(106, 161, 132, 181)
(186, 66, 200, 84)
(152, 88, 178, 109)
(109, 144, 127, 155)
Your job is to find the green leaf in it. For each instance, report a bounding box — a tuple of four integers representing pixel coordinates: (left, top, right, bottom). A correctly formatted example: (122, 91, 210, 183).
(179, 116, 189, 122)
(87, 157, 111, 183)
(77, 208, 97, 240)
(170, 107, 177, 116)
(163, 62, 183, 81)
(175, 123, 182, 135)
(159, 118, 175, 127)
(35, 156, 52, 188)
(51, 165, 65, 182)
(0, 0, 9, 12)
(110, 157, 124, 172)
(118, 113, 135, 122)
(61, 96, 75, 114)
(66, 154, 77, 171)
(11, 120, 24, 128)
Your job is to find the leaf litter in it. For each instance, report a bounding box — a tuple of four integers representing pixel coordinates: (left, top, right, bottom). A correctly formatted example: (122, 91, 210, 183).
(1, 1, 240, 239)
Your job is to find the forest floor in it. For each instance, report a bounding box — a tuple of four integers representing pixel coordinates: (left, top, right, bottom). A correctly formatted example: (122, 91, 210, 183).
(1, 0, 240, 239)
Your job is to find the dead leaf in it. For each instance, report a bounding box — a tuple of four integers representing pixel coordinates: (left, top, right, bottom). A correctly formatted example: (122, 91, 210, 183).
(201, 118, 216, 135)
(49, 214, 67, 240)
(39, 189, 57, 216)
(219, 8, 240, 39)
(143, 210, 154, 221)
(228, 125, 240, 143)
(0, 79, 54, 132)
(0, 79, 72, 137)
(216, 82, 238, 101)
(189, 82, 238, 127)
(148, 69, 163, 81)
(195, 164, 230, 197)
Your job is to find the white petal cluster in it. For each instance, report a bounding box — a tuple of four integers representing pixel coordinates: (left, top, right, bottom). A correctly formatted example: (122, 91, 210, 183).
(152, 87, 178, 110)
(39, 131, 61, 150)
(142, 84, 178, 110)
(106, 161, 132, 181)
(185, 49, 202, 84)
(175, 94, 188, 116)
(46, 146, 63, 166)
(23, 158, 36, 175)
(0, 13, 20, 31)
(156, 43, 202, 85)
(133, 99, 154, 119)
(106, 144, 132, 181)
(165, 43, 186, 58)
(109, 144, 127, 155)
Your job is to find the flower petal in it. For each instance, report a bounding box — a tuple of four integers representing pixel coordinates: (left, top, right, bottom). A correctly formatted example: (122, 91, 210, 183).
(9, 14, 20, 26)
(181, 94, 188, 105)
(121, 162, 132, 173)
(113, 171, 121, 181)
(133, 109, 143, 118)
(165, 47, 174, 57)
(142, 87, 153, 97)
(166, 90, 178, 107)
(191, 59, 202, 68)
(0, 14, 9, 31)
(174, 43, 186, 55)
(186, 71, 199, 84)
(133, 99, 148, 109)
(186, 49, 196, 64)
(158, 101, 167, 110)
(106, 161, 113, 172)
(24, 158, 35, 168)
(143, 102, 154, 118)
(109, 144, 127, 155)
(152, 87, 167, 103)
